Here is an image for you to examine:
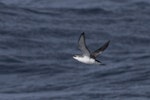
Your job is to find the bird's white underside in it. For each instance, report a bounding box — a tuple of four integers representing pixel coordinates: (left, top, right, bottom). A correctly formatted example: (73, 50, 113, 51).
(73, 55, 96, 64)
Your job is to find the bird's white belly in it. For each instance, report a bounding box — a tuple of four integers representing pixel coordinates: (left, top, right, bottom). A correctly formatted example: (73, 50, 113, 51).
(76, 56, 95, 64)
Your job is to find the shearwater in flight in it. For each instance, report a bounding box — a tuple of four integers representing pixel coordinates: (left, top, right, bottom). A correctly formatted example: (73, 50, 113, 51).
(73, 32, 110, 64)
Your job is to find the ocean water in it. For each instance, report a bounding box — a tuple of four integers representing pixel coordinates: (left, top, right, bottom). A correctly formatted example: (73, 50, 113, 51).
(0, 0, 150, 100)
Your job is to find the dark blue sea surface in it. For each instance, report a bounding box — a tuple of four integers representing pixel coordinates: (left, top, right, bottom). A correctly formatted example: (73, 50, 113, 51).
(0, 0, 150, 100)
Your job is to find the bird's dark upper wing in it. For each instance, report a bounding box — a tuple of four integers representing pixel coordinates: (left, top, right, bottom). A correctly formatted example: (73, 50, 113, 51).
(91, 40, 110, 58)
(78, 32, 90, 56)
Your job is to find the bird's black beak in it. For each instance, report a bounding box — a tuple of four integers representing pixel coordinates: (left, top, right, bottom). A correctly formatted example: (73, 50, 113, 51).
(73, 55, 76, 58)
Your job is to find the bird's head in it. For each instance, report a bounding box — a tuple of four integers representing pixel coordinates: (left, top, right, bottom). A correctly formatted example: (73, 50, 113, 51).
(73, 55, 80, 60)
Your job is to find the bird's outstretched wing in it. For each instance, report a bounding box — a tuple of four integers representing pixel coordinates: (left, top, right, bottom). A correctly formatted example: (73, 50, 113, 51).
(91, 40, 110, 58)
(78, 32, 90, 56)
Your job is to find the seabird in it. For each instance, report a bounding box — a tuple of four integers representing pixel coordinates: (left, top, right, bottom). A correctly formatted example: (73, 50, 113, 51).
(73, 32, 110, 64)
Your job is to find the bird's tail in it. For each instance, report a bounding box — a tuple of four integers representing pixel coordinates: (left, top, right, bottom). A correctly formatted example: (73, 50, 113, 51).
(95, 60, 102, 64)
